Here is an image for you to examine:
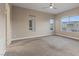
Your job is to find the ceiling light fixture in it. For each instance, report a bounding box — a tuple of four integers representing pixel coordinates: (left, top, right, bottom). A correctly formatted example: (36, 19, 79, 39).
(50, 6, 53, 8)
(49, 3, 53, 9)
(42, 3, 57, 9)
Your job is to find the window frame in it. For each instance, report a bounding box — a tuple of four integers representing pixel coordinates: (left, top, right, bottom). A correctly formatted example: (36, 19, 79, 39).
(49, 18, 55, 32)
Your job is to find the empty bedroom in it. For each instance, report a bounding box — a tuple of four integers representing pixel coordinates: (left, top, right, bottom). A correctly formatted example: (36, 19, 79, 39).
(0, 3, 79, 56)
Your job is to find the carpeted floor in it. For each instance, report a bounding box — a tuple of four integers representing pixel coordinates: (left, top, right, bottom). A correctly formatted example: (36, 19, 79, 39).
(5, 35, 79, 56)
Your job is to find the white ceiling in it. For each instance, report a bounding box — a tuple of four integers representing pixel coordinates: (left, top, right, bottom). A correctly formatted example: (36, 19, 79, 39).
(12, 3, 79, 14)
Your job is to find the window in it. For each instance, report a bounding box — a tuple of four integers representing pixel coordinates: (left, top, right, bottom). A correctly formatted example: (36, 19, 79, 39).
(61, 16, 79, 32)
(61, 16, 69, 32)
(28, 15, 36, 32)
(50, 19, 54, 31)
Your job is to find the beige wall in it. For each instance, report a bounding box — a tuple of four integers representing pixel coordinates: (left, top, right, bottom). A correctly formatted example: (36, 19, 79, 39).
(12, 6, 54, 40)
(0, 4, 6, 55)
(55, 7, 79, 40)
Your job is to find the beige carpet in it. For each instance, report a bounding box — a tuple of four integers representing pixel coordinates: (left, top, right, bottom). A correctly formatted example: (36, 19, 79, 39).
(5, 35, 79, 56)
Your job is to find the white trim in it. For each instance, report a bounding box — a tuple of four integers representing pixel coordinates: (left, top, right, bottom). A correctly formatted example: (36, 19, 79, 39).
(12, 34, 54, 41)
(56, 33, 79, 40)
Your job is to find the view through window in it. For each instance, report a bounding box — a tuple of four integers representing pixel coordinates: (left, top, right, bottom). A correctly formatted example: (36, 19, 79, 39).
(61, 16, 79, 32)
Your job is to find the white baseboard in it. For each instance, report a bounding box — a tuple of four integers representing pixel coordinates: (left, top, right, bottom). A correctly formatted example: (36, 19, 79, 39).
(56, 33, 79, 40)
(12, 34, 53, 41)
